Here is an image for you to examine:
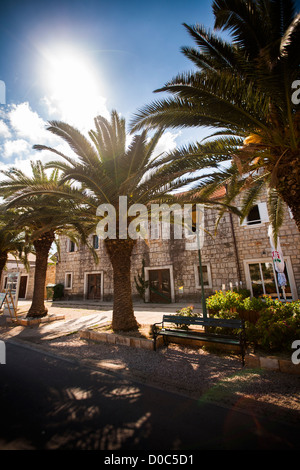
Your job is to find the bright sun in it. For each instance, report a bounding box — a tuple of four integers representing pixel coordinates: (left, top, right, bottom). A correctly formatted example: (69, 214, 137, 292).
(42, 46, 109, 130)
(49, 52, 97, 99)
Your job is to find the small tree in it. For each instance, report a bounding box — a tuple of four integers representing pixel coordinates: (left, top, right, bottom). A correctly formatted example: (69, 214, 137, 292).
(134, 259, 149, 302)
(0, 162, 94, 318)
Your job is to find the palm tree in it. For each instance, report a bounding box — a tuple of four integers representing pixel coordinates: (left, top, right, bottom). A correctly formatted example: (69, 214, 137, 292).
(130, 0, 300, 238)
(0, 161, 94, 318)
(33, 110, 212, 331)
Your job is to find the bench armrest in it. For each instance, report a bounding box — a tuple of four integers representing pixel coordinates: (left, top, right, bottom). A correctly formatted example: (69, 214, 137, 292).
(152, 321, 163, 335)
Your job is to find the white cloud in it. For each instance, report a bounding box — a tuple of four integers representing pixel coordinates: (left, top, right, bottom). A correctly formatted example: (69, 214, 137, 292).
(8, 102, 52, 143)
(3, 139, 31, 159)
(0, 97, 181, 179)
(0, 120, 11, 139)
(41, 93, 110, 133)
(151, 130, 181, 159)
(0, 101, 73, 174)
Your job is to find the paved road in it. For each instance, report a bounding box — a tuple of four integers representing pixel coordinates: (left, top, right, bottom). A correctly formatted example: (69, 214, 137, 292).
(0, 341, 299, 452)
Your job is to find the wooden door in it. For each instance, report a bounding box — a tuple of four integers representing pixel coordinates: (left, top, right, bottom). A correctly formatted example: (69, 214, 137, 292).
(18, 276, 27, 298)
(87, 274, 102, 300)
(149, 269, 171, 303)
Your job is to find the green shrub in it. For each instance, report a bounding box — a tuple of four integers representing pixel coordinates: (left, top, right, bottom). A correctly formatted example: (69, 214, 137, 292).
(176, 305, 198, 317)
(175, 305, 200, 329)
(242, 296, 266, 312)
(206, 291, 300, 353)
(233, 287, 251, 298)
(206, 290, 244, 315)
(207, 290, 269, 316)
(246, 301, 300, 353)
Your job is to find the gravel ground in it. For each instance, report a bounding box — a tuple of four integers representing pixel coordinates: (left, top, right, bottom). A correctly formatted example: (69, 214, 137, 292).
(1, 305, 300, 426)
(30, 331, 300, 426)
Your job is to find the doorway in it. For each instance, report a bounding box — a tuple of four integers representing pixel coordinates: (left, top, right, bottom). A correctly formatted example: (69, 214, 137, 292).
(148, 268, 172, 303)
(86, 273, 102, 300)
(18, 276, 28, 299)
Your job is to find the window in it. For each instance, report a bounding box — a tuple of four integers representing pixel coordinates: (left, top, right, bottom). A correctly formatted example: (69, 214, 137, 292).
(241, 202, 269, 227)
(92, 235, 99, 249)
(194, 264, 212, 289)
(244, 257, 298, 301)
(65, 272, 73, 289)
(67, 239, 77, 252)
(185, 205, 205, 251)
(246, 205, 261, 225)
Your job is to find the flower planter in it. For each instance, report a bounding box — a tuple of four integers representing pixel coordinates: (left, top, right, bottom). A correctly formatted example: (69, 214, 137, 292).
(80, 328, 163, 350)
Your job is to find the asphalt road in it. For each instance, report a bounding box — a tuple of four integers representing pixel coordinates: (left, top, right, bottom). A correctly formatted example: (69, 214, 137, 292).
(0, 341, 299, 452)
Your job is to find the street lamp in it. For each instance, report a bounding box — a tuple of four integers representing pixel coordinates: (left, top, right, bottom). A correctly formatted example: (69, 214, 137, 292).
(192, 205, 207, 319)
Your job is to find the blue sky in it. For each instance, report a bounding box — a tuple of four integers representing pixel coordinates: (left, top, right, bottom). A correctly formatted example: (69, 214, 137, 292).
(0, 0, 217, 173)
(1, 0, 299, 175)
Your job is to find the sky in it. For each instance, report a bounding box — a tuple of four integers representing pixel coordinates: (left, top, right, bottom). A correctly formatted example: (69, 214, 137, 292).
(0, 0, 218, 175)
(1, 0, 299, 177)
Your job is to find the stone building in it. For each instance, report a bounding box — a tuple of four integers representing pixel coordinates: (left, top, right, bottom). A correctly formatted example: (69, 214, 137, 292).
(55, 192, 300, 304)
(1, 254, 56, 301)
(1, 253, 36, 300)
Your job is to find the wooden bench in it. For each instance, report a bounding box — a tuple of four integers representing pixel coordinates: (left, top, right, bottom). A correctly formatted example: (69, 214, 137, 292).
(152, 314, 246, 365)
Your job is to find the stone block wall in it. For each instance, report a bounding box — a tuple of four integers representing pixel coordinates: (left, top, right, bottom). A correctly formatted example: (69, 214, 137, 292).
(55, 195, 300, 303)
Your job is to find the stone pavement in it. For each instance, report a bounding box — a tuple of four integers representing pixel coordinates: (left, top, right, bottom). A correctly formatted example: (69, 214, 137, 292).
(0, 299, 201, 342)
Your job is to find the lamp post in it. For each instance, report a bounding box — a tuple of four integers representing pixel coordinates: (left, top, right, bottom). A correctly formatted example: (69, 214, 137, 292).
(196, 225, 207, 318)
(192, 204, 207, 318)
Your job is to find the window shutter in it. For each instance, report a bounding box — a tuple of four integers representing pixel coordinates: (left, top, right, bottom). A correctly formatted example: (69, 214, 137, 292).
(258, 202, 269, 223)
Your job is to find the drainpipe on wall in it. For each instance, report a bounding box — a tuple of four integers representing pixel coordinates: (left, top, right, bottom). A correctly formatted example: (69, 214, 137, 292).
(229, 211, 242, 286)
(225, 183, 242, 286)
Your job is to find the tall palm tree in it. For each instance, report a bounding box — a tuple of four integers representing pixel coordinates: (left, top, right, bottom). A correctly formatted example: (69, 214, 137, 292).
(33, 110, 214, 331)
(130, 0, 300, 238)
(0, 161, 94, 318)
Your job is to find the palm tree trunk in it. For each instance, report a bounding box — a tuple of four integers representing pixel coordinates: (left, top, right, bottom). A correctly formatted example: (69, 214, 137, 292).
(277, 165, 300, 232)
(105, 238, 139, 331)
(287, 201, 300, 233)
(0, 252, 7, 286)
(27, 231, 55, 318)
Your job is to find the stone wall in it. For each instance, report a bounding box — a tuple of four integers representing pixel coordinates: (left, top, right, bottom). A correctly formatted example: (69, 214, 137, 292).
(55, 196, 300, 303)
(1, 261, 56, 301)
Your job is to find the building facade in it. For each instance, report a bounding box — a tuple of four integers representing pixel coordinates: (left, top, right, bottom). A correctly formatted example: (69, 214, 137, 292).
(1, 254, 56, 301)
(55, 194, 300, 304)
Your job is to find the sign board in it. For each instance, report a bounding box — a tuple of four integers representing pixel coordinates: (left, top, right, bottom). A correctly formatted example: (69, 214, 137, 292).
(0, 290, 17, 320)
(0, 293, 6, 308)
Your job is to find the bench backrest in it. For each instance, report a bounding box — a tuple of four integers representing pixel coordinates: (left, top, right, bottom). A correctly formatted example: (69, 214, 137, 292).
(162, 314, 244, 329)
